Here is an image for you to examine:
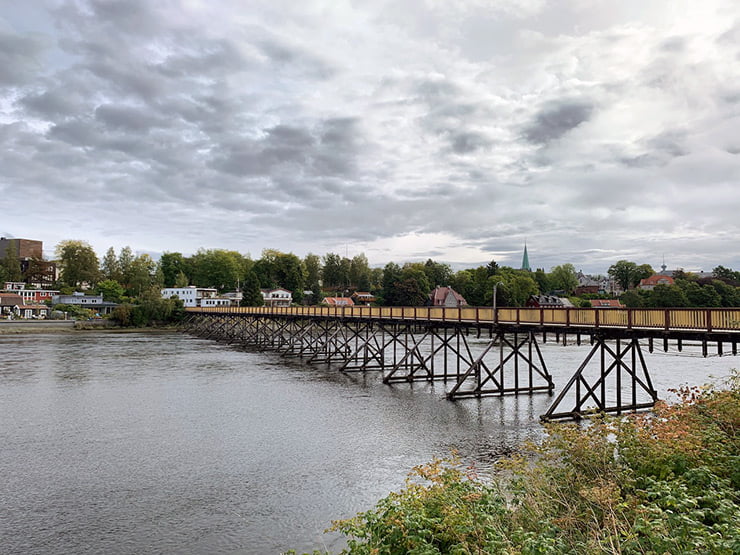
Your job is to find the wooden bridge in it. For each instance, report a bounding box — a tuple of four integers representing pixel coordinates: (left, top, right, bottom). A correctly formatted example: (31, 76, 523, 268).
(182, 306, 740, 421)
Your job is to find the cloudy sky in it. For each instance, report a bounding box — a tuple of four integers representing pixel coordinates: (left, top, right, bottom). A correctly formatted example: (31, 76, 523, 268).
(1, 0, 739, 273)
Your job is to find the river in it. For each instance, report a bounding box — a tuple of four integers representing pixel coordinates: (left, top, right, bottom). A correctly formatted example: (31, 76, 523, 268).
(0, 331, 735, 554)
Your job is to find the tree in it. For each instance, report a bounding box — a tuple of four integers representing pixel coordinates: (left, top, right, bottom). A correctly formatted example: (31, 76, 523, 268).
(126, 254, 157, 296)
(174, 271, 189, 287)
(646, 284, 688, 307)
(497, 271, 539, 306)
(56, 240, 101, 288)
(188, 249, 244, 291)
(1, 241, 23, 282)
(532, 268, 549, 294)
(350, 254, 372, 290)
(322, 253, 343, 288)
(118, 246, 134, 286)
(304, 253, 322, 287)
(712, 266, 740, 284)
(423, 259, 453, 288)
(682, 281, 721, 307)
(22, 257, 48, 286)
(635, 264, 654, 284)
(381, 262, 402, 305)
(401, 263, 431, 297)
(159, 252, 186, 288)
(549, 264, 578, 294)
(394, 277, 427, 306)
(240, 271, 264, 307)
(96, 279, 125, 303)
(608, 260, 639, 291)
(101, 247, 121, 282)
(274, 252, 304, 303)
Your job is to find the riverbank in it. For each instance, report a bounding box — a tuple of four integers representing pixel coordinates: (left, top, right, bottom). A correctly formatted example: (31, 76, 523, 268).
(0, 320, 180, 334)
(324, 373, 740, 554)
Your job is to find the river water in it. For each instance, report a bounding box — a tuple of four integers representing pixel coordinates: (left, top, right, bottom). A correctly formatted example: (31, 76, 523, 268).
(0, 331, 736, 554)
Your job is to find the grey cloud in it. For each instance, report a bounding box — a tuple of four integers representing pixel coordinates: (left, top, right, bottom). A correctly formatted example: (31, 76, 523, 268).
(20, 88, 83, 117)
(0, 29, 46, 86)
(95, 104, 164, 132)
(450, 132, 490, 154)
(523, 100, 594, 144)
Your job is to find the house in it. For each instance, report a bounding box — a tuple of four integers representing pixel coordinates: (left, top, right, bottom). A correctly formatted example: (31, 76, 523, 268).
(199, 297, 231, 308)
(1, 283, 58, 304)
(322, 296, 354, 307)
(221, 291, 243, 306)
(161, 287, 226, 307)
(589, 299, 625, 308)
(0, 293, 23, 317)
(52, 292, 118, 314)
(638, 275, 675, 291)
(351, 292, 376, 306)
(16, 304, 49, 319)
(526, 295, 575, 308)
(429, 286, 468, 307)
(261, 288, 292, 307)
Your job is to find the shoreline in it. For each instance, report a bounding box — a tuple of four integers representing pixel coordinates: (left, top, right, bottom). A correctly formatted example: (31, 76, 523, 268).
(0, 321, 180, 334)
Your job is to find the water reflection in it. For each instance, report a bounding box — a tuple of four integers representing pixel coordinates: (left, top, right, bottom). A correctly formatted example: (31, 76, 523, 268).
(0, 332, 735, 554)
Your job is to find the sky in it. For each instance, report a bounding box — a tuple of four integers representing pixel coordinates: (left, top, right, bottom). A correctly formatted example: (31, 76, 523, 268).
(1, 0, 739, 274)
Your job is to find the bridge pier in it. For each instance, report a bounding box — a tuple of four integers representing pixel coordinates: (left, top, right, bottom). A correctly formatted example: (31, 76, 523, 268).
(540, 335, 658, 421)
(182, 307, 739, 422)
(446, 330, 555, 400)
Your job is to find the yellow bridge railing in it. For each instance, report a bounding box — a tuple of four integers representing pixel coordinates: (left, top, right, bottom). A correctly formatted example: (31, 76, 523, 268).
(186, 306, 740, 333)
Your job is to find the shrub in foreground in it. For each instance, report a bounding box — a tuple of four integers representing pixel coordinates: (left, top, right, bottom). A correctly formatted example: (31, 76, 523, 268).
(316, 373, 739, 554)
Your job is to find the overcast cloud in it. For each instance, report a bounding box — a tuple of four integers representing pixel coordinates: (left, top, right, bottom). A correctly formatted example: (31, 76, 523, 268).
(1, 0, 739, 273)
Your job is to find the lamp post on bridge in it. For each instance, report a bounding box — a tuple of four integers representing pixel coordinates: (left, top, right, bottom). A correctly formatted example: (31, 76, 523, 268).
(492, 281, 505, 324)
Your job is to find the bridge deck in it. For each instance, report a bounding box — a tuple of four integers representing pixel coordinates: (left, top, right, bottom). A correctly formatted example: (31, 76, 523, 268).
(187, 306, 740, 336)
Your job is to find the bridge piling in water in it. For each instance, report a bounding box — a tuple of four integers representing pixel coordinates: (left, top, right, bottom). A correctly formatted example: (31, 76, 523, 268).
(182, 306, 740, 421)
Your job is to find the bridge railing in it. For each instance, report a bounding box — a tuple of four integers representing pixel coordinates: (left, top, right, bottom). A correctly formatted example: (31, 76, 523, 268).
(185, 306, 740, 333)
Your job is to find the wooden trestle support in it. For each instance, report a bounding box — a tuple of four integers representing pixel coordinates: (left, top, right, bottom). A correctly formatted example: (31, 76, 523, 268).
(182, 313, 665, 421)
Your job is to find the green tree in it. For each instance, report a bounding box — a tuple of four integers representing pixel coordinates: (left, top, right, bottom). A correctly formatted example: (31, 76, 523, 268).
(240, 271, 264, 307)
(303, 253, 322, 287)
(646, 284, 689, 307)
(174, 271, 190, 287)
(682, 281, 721, 307)
(497, 271, 539, 306)
(118, 246, 134, 287)
(189, 249, 244, 291)
(549, 263, 579, 294)
(56, 240, 101, 288)
(1, 241, 23, 282)
(126, 254, 157, 296)
(159, 252, 186, 288)
(321, 253, 342, 288)
(608, 260, 639, 291)
(394, 277, 427, 306)
(532, 268, 550, 294)
(381, 262, 402, 305)
(22, 257, 48, 285)
(96, 279, 125, 303)
(101, 247, 121, 282)
(350, 254, 372, 290)
(423, 259, 453, 288)
(401, 263, 431, 297)
(274, 252, 304, 303)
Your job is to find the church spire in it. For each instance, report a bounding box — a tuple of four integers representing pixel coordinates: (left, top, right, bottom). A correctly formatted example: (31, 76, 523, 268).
(521, 242, 531, 272)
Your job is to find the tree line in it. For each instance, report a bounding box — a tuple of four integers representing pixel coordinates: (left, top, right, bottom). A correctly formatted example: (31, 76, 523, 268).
(5, 240, 740, 313)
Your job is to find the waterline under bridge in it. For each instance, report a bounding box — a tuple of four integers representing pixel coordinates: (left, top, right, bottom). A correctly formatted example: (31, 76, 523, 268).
(182, 306, 740, 421)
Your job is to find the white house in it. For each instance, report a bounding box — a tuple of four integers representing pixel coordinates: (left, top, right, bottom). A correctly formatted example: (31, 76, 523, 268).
(200, 297, 231, 307)
(261, 288, 292, 307)
(161, 287, 224, 307)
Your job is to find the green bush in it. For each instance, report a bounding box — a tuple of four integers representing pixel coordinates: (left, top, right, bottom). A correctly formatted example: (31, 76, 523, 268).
(315, 372, 740, 554)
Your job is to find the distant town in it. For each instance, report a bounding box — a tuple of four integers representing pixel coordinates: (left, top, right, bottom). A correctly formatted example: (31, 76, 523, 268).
(1, 235, 740, 324)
